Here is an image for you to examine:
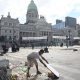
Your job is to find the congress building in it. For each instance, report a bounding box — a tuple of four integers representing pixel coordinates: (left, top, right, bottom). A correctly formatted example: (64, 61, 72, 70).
(0, 0, 52, 46)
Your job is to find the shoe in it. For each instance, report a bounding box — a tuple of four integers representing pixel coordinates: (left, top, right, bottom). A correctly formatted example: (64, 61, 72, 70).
(37, 71, 42, 74)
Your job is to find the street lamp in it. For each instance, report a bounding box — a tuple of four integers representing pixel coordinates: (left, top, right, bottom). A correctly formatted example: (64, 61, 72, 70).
(12, 23, 15, 43)
(66, 35, 68, 48)
(66, 29, 71, 48)
(68, 30, 71, 46)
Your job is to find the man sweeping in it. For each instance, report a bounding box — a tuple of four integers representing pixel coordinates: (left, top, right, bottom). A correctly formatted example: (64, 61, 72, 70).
(27, 49, 49, 77)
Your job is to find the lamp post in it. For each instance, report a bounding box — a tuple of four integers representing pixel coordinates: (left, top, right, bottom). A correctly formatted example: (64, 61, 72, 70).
(46, 36, 48, 47)
(66, 35, 68, 48)
(68, 30, 71, 46)
(66, 29, 71, 48)
(12, 23, 14, 43)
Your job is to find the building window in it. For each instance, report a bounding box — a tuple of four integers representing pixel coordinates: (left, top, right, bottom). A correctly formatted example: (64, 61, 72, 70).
(36, 15, 37, 17)
(32, 14, 34, 17)
(5, 30, 7, 33)
(9, 36, 12, 40)
(44, 32, 46, 36)
(14, 30, 16, 33)
(9, 23, 12, 26)
(10, 30, 11, 33)
(4, 22, 7, 25)
(39, 32, 41, 35)
(29, 14, 31, 17)
(14, 36, 16, 38)
(5, 36, 7, 40)
(23, 32, 25, 35)
(33, 33, 35, 37)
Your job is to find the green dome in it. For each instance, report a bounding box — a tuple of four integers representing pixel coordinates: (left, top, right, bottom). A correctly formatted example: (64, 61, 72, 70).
(27, 0, 37, 11)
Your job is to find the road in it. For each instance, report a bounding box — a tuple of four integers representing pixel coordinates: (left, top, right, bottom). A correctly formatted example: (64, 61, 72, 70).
(0, 46, 80, 80)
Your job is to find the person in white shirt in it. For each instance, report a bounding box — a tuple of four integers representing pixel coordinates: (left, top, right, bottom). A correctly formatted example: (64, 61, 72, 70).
(27, 49, 48, 77)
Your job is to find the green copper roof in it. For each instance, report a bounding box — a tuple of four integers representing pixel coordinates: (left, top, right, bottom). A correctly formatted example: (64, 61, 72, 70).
(27, 0, 37, 11)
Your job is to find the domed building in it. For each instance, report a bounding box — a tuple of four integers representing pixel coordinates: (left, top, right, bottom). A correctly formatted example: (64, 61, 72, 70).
(20, 0, 52, 45)
(26, 0, 39, 23)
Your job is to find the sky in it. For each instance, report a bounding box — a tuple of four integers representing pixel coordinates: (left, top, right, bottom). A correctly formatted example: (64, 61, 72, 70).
(0, 0, 80, 25)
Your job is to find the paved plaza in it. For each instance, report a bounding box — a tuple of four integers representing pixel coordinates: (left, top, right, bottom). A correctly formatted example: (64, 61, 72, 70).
(0, 46, 80, 80)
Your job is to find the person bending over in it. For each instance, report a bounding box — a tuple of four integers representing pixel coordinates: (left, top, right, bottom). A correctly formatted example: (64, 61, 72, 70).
(27, 49, 48, 77)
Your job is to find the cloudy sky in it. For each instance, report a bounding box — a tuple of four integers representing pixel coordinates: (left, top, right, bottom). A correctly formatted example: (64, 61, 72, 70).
(0, 0, 80, 25)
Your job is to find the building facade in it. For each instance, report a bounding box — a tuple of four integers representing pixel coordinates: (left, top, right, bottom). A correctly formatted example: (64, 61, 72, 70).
(52, 17, 78, 46)
(0, 0, 52, 41)
(56, 19, 63, 24)
(0, 12, 19, 41)
(0, 0, 79, 46)
(20, 0, 52, 41)
(65, 16, 76, 29)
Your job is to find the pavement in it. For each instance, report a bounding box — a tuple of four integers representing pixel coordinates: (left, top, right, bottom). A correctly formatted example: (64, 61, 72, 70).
(0, 46, 80, 80)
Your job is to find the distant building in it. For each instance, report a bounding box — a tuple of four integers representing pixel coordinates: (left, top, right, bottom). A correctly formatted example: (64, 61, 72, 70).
(52, 16, 78, 46)
(65, 16, 76, 29)
(52, 16, 78, 37)
(52, 22, 65, 29)
(56, 19, 63, 24)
